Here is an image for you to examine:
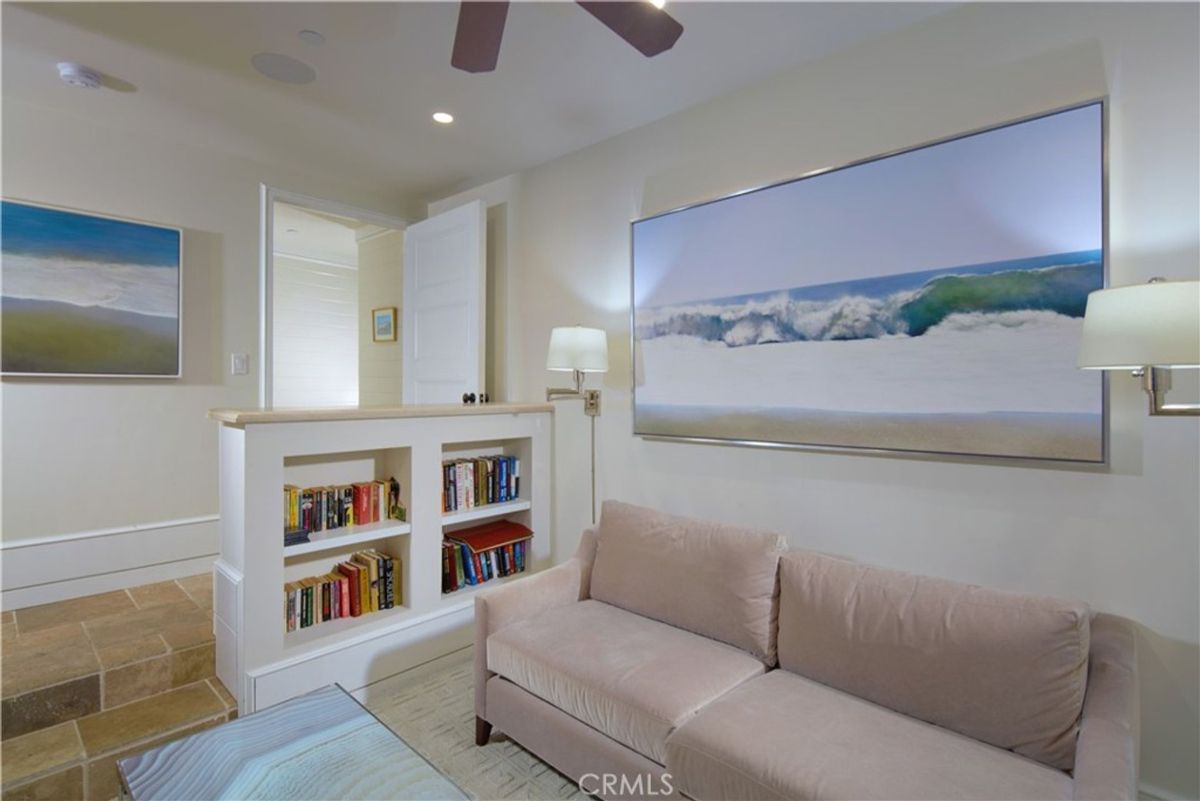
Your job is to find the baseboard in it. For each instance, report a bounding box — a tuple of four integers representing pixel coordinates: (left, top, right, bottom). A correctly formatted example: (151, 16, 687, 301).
(1140, 780, 1185, 801)
(352, 644, 472, 704)
(0, 515, 219, 610)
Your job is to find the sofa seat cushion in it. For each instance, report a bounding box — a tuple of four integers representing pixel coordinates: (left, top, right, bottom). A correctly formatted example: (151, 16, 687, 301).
(487, 599, 767, 764)
(665, 671, 1073, 801)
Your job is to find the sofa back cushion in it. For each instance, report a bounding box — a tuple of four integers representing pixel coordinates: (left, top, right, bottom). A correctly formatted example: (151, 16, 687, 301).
(590, 501, 786, 664)
(778, 550, 1090, 771)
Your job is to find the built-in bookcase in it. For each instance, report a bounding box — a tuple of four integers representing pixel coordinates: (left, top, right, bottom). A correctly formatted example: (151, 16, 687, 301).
(282, 447, 412, 622)
(212, 404, 552, 714)
(439, 438, 534, 603)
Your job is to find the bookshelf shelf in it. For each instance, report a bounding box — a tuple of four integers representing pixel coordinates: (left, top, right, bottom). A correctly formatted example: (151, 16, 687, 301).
(211, 403, 552, 714)
(283, 521, 411, 558)
(438, 570, 524, 605)
(442, 499, 531, 527)
(284, 603, 414, 649)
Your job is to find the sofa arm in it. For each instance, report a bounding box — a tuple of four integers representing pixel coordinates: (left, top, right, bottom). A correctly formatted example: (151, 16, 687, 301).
(1073, 613, 1139, 801)
(474, 529, 596, 722)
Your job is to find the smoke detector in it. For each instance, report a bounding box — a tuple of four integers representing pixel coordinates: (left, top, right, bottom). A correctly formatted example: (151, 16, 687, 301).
(57, 62, 101, 89)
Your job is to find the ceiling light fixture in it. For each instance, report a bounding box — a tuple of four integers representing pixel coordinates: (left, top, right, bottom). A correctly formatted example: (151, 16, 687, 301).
(432, 111, 454, 124)
(250, 52, 316, 85)
(297, 29, 325, 46)
(57, 62, 101, 89)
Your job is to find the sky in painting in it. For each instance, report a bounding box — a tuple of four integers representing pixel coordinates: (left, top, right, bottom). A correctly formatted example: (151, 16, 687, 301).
(1, 202, 179, 266)
(633, 103, 1102, 308)
(1, 202, 180, 318)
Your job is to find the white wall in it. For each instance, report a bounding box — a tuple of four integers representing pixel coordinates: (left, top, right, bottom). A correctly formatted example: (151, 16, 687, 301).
(441, 4, 1199, 797)
(357, 230, 405, 406)
(272, 254, 359, 408)
(0, 96, 404, 601)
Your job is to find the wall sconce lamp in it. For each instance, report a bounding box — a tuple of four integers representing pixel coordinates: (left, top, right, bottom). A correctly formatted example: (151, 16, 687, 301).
(1078, 278, 1200, 416)
(546, 325, 608, 413)
(546, 326, 609, 522)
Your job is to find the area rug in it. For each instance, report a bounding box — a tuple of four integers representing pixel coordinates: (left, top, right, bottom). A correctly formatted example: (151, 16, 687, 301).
(363, 649, 587, 801)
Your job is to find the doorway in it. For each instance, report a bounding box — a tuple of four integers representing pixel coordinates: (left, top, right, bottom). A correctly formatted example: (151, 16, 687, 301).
(259, 187, 407, 408)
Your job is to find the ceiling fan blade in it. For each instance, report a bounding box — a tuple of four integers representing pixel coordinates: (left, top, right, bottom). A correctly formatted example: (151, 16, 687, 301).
(576, 1, 683, 58)
(451, 1, 510, 73)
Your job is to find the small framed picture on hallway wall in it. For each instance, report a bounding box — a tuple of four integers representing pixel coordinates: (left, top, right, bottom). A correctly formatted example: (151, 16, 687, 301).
(372, 306, 397, 342)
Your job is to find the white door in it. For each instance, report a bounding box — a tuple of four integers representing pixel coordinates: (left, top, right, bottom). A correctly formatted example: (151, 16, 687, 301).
(402, 200, 486, 404)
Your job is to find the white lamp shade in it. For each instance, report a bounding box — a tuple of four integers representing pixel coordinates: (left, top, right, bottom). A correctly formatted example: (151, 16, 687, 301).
(1078, 280, 1200, 369)
(546, 326, 608, 372)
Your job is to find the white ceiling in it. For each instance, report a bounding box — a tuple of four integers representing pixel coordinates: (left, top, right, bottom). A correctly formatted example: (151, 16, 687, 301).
(3, 2, 951, 204)
(273, 202, 371, 267)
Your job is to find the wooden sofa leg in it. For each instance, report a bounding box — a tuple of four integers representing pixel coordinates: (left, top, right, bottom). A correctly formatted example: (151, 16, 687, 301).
(475, 716, 493, 746)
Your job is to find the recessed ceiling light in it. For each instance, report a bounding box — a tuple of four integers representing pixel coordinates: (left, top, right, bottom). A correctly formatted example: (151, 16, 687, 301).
(57, 62, 101, 89)
(297, 29, 325, 46)
(251, 52, 316, 85)
(646, 0, 666, 9)
(432, 111, 454, 124)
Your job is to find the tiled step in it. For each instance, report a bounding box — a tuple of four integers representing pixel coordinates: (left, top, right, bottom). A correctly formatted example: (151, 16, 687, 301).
(1, 678, 236, 801)
(2, 576, 224, 801)
(0, 722, 85, 801)
(79, 679, 236, 801)
(2, 578, 215, 740)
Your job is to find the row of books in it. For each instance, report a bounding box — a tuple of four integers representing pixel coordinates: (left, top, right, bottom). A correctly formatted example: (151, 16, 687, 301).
(443, 519, 532, 594)
(442, 456, 520, 513)
(284, 479, 407, 539)
(284, 549, 400, 632)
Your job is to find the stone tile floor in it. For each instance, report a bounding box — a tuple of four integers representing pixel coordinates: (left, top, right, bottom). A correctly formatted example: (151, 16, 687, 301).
(0, 576, 235, 801)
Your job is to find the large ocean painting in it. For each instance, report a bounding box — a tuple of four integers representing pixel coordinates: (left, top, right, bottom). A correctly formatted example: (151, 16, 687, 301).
(1, 201, 181, 377)
(632, 102, 1105, 461)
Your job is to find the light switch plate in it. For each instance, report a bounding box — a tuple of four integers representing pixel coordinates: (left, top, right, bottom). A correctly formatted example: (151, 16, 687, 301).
(230, 352, 249, 375)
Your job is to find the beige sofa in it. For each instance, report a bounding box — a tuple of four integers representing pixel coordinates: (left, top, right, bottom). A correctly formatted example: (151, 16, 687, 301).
(474, 501, 1139, 800)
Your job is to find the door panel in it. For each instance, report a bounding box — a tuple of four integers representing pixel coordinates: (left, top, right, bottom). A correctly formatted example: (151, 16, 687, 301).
(403, 201, 486, 404)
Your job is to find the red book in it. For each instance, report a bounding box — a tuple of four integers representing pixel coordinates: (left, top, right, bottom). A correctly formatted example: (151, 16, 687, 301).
(336, 562, 363, 616)
(338, 575, 350, 617)
(448, 520, 533, 554)
(353, 483, 371, 526)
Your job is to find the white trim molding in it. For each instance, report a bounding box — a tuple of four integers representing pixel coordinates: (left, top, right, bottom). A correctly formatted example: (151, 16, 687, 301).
(0, 515, 219, 610)
(1137, 781, 1174, 801)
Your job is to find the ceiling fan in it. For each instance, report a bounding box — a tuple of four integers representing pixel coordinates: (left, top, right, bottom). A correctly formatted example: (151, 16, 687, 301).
(451, 1, 684, 73)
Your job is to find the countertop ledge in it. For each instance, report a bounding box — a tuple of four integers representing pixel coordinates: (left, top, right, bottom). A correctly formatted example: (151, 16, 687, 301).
(209, 403, 554, 425)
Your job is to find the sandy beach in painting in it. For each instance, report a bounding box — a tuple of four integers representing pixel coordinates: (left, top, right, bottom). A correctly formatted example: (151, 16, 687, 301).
(637, 404, 1100, 461)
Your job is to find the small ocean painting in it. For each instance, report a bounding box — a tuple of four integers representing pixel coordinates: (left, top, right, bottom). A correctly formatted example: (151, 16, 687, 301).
(632, 102, 1105, 461)
(2, 201, 181, 376)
